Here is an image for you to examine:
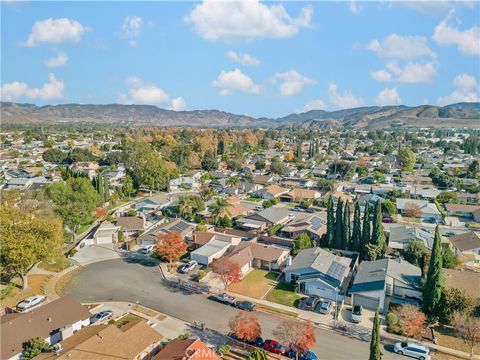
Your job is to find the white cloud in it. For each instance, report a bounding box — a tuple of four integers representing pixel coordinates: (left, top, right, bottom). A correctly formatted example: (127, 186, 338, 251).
(118, 77, 187, 109)
(1, 73, 64, 101)
(370, 69, 392, 82)
(397, 1, 476, 15)
(226, 51, 260, 66)
(171, 97, 187, 111)
(386, 61, 437, 83)
(186, 0, 312, 41)
(300, 99, 327, 112)
(350, 0, 360, 13)
(273, 70, 315, 97)
(438, 73, 480, 105)
(375, 87, 402, 105)
(328, 82, 364, 110)
(22, 18, 88, 47)
(212, 68, 261, 96)
(44, 53, 68, 68)
(368, 34, 436, 60)
(433, 12, 480, 55)
(118, 15, 143, 46)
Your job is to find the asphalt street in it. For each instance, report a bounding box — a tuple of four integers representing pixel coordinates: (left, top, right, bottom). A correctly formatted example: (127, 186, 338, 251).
(62, 257, 400, 360)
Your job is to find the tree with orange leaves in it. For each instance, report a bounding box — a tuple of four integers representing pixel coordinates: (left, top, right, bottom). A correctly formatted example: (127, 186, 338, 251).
(284, 152, 295, 162)
(211, 257, 241, 289)
(392, 304, 426, 341)
(156, 232, 187, 263)
(274, 319, 316, 358)
(229, 311, 262, 348)
(94, 207, 108, 219)
(404, 203, 421, 218)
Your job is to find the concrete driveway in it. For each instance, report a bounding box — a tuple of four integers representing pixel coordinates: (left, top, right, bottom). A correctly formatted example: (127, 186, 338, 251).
(61, 258, 399, 360)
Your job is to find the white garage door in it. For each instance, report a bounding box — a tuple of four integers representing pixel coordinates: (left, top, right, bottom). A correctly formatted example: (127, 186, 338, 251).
(306, 285, 336, 301)
(96, 235, 112, 244)
(353, 294, 380, 311)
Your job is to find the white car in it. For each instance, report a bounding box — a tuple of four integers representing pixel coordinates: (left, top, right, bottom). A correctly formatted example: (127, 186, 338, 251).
(139, 245, 155, 254)
(394, 342, 430, 360)
(16, 295, 46, 311)
(180, 260, 198, 274)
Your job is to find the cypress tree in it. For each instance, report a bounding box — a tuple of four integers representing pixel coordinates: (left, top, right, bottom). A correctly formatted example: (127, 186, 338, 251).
(103, 173, 110, 201)
(295, 144, 302, 162)
(351, 202, 362, 252)
(423, 225, 444, 321)
(371, 200, 386, 256)
(369, 309, 381, 360)
(326, 197, 335, 247)
(98, 174, 104, 204)
(361, 203, 371, 260)
(334, 198, 343, 249)
(342, 202, 350, 250)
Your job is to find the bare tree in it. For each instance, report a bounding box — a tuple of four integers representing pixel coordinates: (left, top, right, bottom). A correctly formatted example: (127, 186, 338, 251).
(453, 312, 480, 360)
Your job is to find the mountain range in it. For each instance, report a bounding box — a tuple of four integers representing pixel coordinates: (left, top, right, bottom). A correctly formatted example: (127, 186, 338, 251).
(1, 102, 479, 129)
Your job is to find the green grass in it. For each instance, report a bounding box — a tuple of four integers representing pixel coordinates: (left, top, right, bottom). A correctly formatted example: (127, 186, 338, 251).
(255, 303, 299, 318)
(265, 281, 302, 308)
(228, 269, 278, 299)
(38, 255, 71, 272)
(246, 197, 262, 202)
(77, 223, 93, 234)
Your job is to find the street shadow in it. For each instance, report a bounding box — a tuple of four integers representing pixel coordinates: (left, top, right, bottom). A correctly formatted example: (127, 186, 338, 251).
(121, 253, 160, 267)
(383, 344, 395, 354)
(160, 279, 199, 296)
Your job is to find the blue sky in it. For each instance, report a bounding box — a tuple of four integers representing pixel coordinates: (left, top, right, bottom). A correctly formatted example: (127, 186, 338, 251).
(1, 0, 479, 118)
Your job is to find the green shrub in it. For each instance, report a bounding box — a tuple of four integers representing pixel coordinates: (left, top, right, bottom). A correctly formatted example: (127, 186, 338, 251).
(386, 311, 401, 334)
(218, 344, 230, 356)
(0, 283, 15, 300)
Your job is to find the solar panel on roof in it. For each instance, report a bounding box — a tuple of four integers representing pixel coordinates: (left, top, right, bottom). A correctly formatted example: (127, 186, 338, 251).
(326, 262, 347, 281)
(311, 216, 324, 231)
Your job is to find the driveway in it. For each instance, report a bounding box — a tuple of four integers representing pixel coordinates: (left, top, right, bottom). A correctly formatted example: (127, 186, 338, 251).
(61, 258, 399, 360)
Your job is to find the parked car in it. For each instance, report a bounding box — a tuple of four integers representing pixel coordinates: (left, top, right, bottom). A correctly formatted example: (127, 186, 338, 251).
(228, 333, 264, 347)
(287, 349, 318, 360)
(318, 300, 332, 314)
(179, 260, 198, 274)
(305, 208, 315, 213)
(263, 340, 286, 355)
(16, 295, 46, 311)
(90, 310, 113, 324)
(236, 301, 256, 312)
(303, 295, 321, 311)
(393, 342, 430, 360)
(382, 217, 395, 223)
(211, 293, 236, 305)
(352, 305, 363, 323)
(139, 245, 155, 254)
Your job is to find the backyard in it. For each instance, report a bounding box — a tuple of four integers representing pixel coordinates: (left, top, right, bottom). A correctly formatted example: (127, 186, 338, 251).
(228, 269, 278, 299)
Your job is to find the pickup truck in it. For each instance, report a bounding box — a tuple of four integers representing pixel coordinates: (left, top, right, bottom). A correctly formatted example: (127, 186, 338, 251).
(211, 292, 237, 305)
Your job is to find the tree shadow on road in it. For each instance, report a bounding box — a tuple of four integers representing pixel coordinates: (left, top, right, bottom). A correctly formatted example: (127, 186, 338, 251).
(121, 253, 160, 267)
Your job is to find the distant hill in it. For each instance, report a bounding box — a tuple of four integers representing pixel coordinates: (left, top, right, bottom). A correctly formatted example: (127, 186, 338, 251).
(1, 102, 479, 129)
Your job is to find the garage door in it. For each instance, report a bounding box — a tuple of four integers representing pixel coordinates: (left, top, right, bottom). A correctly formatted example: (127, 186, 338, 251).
(307, 285, 336, 301)
(353, 294, 379, 310)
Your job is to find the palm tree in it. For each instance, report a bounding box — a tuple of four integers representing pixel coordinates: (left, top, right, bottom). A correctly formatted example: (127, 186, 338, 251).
(226, 176, 240, 188)
(210, 198, 231, 225)
(177, 195, 193, 219)
(200, 185, 216, 200)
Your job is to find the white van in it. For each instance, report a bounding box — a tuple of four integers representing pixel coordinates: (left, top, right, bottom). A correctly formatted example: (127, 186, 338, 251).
(394, 342, 430, 360)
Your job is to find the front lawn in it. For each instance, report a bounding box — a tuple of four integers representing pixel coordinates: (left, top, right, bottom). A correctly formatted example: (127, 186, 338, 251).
(265, 281, 302, 308)
(434, 326, 480, 355)
(38, 255, 71, 272)
(246, 197, 262, 202)
(228, 269, 278, 299)
(1, 274, 52, 308)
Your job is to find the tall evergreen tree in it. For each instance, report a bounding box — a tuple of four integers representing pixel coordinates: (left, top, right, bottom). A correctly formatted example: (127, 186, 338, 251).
(342, 202, 350, 250)
(98, 174, 104, 204)
(361, 203, 371, 260)
(371, 200, 386, 256)
(369, 309, 381, 360)
(423, 225, 444, 321)
(326, 197, 335, 247)
(334, 198, 343, 249)
(295, 144, 302, 162)
(351, 202, 362, 252)
(103, 173, 110, 201)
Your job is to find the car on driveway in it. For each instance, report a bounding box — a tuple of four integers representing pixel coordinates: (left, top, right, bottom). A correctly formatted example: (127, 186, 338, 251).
(236, 301, 256, 312)
(90, 310, 113, 324)
(393, 342, 430, 360)
(16, 295, 46, 312)
(139, 245, 155, 254)
(318, 300, 332, 314)
(287, 349, 318, 360)
(352, 305, 363, 323)
(228, 333, 264, 347)
(263, 340, 286, 355)
(382, 217, 395, 223)
(303, 295, 321, 311)
(179, 260, 198, 274)
(211, 293, 237, 305)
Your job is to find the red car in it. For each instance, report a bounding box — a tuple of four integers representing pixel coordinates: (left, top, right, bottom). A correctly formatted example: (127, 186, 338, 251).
(264, 340, 286, 355)
(382, 217, 395, 223)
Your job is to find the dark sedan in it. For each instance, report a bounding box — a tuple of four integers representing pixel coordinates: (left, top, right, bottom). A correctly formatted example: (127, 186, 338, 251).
(236, 301, 256, 311)
(228, 333, 264, 347)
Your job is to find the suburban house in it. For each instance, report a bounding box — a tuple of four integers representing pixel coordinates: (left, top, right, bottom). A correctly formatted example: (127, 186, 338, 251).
(280, 188, 321, 203)
(137, 218, 195, 245)
(388, 225, 435, 250)
(279, 215, 327, 241)
(283, 247, 353, 301)
(85, 221, 119, 246)
(226, 241, 290, 274)
(155, 338, 221, 360)
(35, 320, 163, 360)
(134, 194, 172, 213)
(443, 269, 480, 305)
(1, 295, 91, 360)
(236, 207, 291, 231)
(444, 203, 480, 219)
(448, 232, 480, 268)
(254, 184, 289, 200)
(116, 216, 145, 238)
(396, 198, 442, 221)
(356, 193, 385, 213)
(252, 174, 275, 185)
(457, 192, 480, 205)
(349, 258, 422, 313)
(107, 168, 126, 187)
(71, 162, 99, 180)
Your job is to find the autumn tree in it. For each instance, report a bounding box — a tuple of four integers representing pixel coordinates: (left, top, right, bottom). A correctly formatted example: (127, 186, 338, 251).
(452, 312, 480, 360)
(392, 305, 426, 340)
(404, 202, 421, 218)
(211, 257, 241, 289)
(273, 319, 316, 357)
(229, 311, 261, 348)
(156, 232, 187, 263)
(284, 152, 295, 162)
